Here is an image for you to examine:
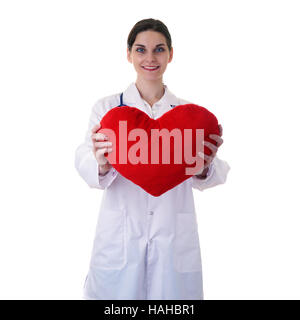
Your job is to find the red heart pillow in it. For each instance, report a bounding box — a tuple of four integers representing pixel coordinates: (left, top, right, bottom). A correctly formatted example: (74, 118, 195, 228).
(97, 104, 220, 197)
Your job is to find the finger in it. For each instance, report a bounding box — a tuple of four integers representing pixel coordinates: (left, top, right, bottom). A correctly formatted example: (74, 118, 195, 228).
(95, 149, 108, 165)
(91, 123, 101, 134)
(95, 146, 112, 157)
(91, 132, 108, 143)
(218, 124, 223, 136)
(203, 141, 218, 153)
(198, 151, 214, 165)
(218, 137, 224, 147)
(94, 141, 113, 149)
(209, 134, 223, 147)
(93, 143, 113, 154)
(96, 146, 113, 155)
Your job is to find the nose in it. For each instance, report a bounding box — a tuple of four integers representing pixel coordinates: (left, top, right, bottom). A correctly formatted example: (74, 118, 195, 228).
(144, 52, 157, 64)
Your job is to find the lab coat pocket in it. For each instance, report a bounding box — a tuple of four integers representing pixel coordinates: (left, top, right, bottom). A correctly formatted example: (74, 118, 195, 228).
(91, 209, 127, 270)
(174, 212, 202, 273)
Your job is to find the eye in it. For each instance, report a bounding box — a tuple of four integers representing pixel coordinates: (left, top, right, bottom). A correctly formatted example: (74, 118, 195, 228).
(136, 47, 165, 53)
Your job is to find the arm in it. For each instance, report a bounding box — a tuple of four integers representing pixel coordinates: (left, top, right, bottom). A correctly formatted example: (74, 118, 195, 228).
(74, 100, 118, 189)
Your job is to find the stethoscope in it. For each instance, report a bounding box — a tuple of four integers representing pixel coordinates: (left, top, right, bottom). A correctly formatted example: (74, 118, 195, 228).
(117, 92, 177, 109)
(117, 93, 128, 107)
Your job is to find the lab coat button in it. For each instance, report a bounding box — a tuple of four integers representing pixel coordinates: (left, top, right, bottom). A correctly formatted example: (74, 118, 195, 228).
(149, 211, 154, 215)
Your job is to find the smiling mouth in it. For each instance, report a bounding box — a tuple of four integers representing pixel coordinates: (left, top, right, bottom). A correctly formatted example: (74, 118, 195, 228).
(142, 66, 160, 71)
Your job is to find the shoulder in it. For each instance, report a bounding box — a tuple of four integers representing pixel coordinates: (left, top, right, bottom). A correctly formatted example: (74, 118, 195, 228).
(91, 92, 122, 119)
(177, 97, 194, 105)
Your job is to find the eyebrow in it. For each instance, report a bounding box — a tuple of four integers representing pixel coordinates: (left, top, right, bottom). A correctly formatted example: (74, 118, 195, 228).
(134, 43, 166, 47)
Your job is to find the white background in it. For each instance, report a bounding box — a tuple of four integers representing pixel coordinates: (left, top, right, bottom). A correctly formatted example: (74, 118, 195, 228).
(0, 0, 299, 299)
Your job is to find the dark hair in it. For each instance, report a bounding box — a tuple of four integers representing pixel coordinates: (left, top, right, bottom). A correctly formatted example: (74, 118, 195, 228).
(127, 18, 172, 53)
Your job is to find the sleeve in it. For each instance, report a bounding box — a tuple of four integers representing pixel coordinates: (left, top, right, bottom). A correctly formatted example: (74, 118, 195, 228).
(74, 100, 119, 189)
(191, 155, 231, 191)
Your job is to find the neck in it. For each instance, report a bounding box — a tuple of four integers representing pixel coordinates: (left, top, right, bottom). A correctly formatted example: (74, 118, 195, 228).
(135, 78, 165, 106)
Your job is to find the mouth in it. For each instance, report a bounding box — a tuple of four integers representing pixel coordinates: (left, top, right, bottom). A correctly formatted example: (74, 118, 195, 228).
(142, 66, 160, 71)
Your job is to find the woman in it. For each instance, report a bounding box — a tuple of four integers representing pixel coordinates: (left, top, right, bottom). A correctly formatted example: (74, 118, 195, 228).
(75, 18, 230, 300)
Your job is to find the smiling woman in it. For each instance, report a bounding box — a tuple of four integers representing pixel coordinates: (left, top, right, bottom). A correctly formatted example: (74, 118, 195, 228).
(126, 22, 173, 105)
(75, 18, 231, 301)
(128, 33, 172, 79)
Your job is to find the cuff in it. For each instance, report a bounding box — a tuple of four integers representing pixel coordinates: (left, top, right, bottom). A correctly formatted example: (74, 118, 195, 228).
(98, 166, 118, 188)
(194, 161, 215, 182)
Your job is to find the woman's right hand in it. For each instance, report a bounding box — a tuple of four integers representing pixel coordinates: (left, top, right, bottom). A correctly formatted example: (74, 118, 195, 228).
(91, 123, 113, 169)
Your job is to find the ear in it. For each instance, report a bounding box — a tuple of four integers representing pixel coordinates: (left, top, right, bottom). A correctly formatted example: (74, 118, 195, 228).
(127, 48, 132, 63)
(168, 47, 173, 63)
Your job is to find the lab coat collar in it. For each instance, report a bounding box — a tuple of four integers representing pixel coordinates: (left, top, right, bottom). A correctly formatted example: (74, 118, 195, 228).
(122, 82, 180, 114)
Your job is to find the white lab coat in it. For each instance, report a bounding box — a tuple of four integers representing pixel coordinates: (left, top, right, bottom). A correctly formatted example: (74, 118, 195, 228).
(75, 82, 231, 300)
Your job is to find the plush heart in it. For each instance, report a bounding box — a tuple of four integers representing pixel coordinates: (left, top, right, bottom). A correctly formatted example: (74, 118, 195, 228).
(97, 104, 220, 197)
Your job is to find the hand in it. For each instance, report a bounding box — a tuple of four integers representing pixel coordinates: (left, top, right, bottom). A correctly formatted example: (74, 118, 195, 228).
(196, 124, 224, 175)
(91, 123, 113, 167)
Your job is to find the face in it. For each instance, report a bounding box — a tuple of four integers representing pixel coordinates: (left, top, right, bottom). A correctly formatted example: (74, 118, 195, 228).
(127, 30, 173, 81)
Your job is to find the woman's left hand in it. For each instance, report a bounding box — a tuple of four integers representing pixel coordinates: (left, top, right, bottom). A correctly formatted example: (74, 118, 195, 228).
(196, 124, 224, 175)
